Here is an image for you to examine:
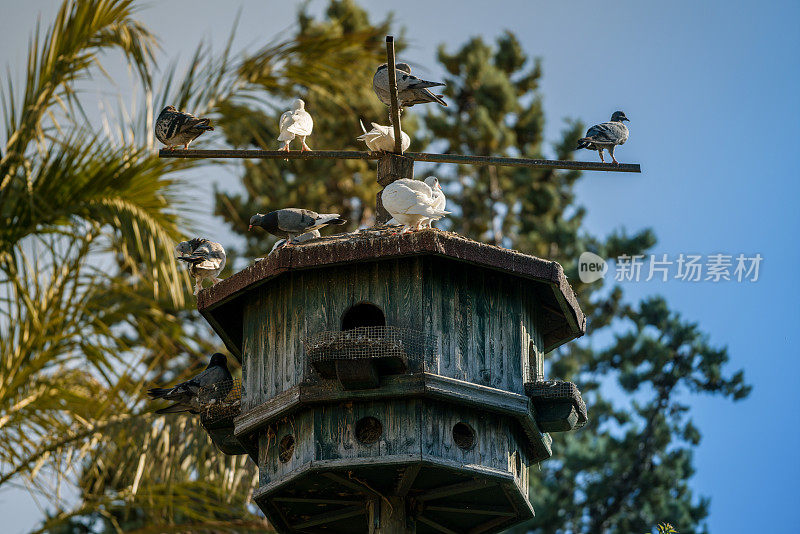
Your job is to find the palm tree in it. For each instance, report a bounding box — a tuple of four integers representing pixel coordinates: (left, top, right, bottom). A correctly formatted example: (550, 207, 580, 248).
(0, 0, 385, 531)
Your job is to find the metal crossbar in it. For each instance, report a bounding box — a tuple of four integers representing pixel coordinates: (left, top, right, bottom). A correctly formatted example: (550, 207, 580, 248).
(158, 149, 640, 173)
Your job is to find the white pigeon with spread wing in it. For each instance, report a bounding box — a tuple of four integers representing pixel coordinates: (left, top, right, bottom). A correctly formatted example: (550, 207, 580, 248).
(278, 99, 314, 151)
(382, 178, 450, 232)
(357, 119, 410, 153)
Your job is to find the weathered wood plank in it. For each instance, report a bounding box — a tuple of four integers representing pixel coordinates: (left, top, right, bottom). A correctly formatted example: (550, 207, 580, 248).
(417, 479, 492, 502)
(290, 504, 366, 529)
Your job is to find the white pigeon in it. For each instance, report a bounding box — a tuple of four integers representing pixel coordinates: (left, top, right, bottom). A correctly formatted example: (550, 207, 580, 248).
(386, 176, 446, 228)
(269, 229, 320, 254)
(357, 119, 410, 153)
(175, 238, 226, 295)
(278, 99, 313, 152)
(421, 176, 446, 228)
(382, 178, 450, 232)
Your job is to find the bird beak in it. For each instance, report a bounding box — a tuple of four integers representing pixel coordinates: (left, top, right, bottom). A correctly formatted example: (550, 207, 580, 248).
(623, 117, 630, 122)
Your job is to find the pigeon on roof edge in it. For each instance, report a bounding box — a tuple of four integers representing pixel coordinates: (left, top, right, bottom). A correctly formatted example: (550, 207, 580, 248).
(147, 353, 232, 414)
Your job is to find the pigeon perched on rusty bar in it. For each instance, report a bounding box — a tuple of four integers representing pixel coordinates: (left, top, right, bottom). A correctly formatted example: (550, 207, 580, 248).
(155, 106, 214, 150)
(278, 99, 314, 152)
(147, 353, 232, 414)
(249, 209, 345, 245)
(577, 111, 630, 164)
(372, 63, 447, 109)
(382, 178, 450, 232)
(357, 119, 411, 153)
(175, 238, 226, 295)
(269, 229, 320, 254)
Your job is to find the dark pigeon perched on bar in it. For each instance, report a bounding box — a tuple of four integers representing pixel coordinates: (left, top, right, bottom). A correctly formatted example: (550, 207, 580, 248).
(155, 105, 214, 150)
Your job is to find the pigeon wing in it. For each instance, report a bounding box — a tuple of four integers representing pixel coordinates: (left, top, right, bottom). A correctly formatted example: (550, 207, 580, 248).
(177, 242, 225, 270)
(287, 110, 313, 136)
(278, 209, 318, 233)
(584, 122, 626, 144)
(278, 110, 295, 141)
(397, 72, 445, 90)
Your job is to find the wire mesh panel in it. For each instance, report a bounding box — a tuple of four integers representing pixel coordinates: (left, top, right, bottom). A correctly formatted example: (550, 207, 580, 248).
(525, 380, 588, 430)
(304, 326, 438, 379)
(198, 378, 242, 424)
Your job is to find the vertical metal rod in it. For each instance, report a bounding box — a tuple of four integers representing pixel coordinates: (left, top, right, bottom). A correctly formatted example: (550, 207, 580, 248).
(385, 36, 403, 154)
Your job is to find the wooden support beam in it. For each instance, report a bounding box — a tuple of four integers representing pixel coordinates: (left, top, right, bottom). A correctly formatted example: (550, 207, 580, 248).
(468, 515, 513, 534)
(272, 497, 363, 505)
(289, 504, 365, 529)
(157, 149, 641, 173)
(393, 463, 421, 497)
(424, 504, 516, 517)
(417, 515, 459, 534)
(385, 36, 404, 154)
(321, 472, 382, 499)
(417, 479, 492, 502)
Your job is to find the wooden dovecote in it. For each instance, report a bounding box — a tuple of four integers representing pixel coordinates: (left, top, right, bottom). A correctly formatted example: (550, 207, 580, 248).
(194, 228, 587, 533)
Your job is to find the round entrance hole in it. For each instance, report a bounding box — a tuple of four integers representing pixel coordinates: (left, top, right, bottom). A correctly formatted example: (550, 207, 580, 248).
(452, 422, 476, 450)
(341, 302, 385, 331)
(355, 417, 383, 445)
(278, 435, 295, 463)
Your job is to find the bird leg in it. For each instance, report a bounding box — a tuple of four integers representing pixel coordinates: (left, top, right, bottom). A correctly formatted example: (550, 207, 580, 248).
(300, 137, 312, 152)
(193, 281, 202, 295)
(279, 142, 290, 152)
(609, 146, 619, 165)
(598, 149, 605, 163)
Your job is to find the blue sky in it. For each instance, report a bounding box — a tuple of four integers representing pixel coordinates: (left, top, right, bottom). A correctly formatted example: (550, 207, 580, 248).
(1, 1, 798, 532)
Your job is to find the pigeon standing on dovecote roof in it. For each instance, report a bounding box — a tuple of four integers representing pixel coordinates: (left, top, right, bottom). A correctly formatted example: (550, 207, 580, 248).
(155, 106, 214, 150)
(382, 178, 450, 233)
(386, 176, 446, 229)
(175, 238, 226, 295)
(577, 110, 630, 164)
(249, 209, 346, 247)
(372, 63, 447, 110)
(357, 119, 411, 153)
(147, 353, 232, 414)
(278, 99, 314, 152)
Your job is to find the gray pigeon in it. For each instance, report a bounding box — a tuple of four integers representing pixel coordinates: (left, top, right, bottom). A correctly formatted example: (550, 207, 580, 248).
(577, 111, 630, 164)
(147, 353, 232, 414)
(175, 238, 226, 295)
(372, 63, 447, 109)
(249, 209, 346, 245)
(155, 106, 214, 150)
